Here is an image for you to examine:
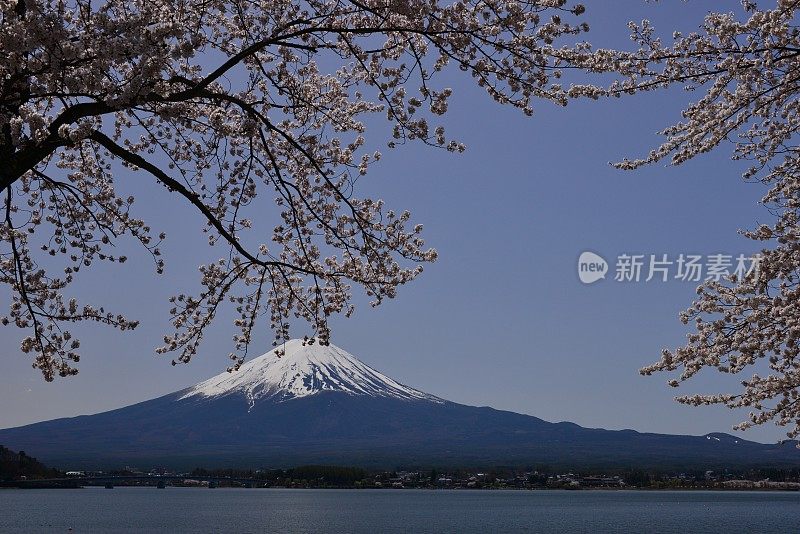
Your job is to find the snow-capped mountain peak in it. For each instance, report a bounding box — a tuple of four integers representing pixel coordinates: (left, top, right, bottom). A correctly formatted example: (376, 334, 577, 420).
(180, 339, 441, 407)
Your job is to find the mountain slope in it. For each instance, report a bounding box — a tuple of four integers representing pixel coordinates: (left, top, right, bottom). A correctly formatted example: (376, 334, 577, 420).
(1, 341, 798, 470)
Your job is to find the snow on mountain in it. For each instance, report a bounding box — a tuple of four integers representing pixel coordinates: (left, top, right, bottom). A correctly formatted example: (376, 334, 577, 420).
(180, 339, 442, 407)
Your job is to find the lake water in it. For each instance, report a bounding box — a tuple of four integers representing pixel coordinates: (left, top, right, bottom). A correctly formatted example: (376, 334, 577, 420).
(1, 488, 799, 533)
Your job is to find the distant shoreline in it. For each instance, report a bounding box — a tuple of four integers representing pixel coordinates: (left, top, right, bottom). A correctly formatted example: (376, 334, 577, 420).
(3, 484, 799, 492)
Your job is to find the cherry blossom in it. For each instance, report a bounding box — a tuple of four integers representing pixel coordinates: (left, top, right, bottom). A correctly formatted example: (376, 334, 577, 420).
(1, 0, 588, 379)
(565, 0, 800, 439)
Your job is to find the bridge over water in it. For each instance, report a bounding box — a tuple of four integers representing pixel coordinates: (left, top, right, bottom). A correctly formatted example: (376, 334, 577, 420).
(3, 475, 263, 489)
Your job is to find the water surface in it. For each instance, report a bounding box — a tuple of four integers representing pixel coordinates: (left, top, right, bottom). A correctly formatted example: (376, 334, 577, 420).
(1, 488, 798, 533)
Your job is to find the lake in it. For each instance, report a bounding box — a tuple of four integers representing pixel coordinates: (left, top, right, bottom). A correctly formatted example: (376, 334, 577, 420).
(1, 488, 799, 533)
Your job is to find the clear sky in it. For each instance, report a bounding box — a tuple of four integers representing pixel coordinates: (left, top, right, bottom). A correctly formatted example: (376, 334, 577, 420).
(1, 1, 788, 444)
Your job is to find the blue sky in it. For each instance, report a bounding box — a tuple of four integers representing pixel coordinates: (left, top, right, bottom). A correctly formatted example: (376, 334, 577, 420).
(1, 1, 788, 443)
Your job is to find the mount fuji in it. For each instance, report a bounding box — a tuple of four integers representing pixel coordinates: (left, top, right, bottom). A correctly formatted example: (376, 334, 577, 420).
(179, 340, 442, 407)
(1, 340, 799, 470)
